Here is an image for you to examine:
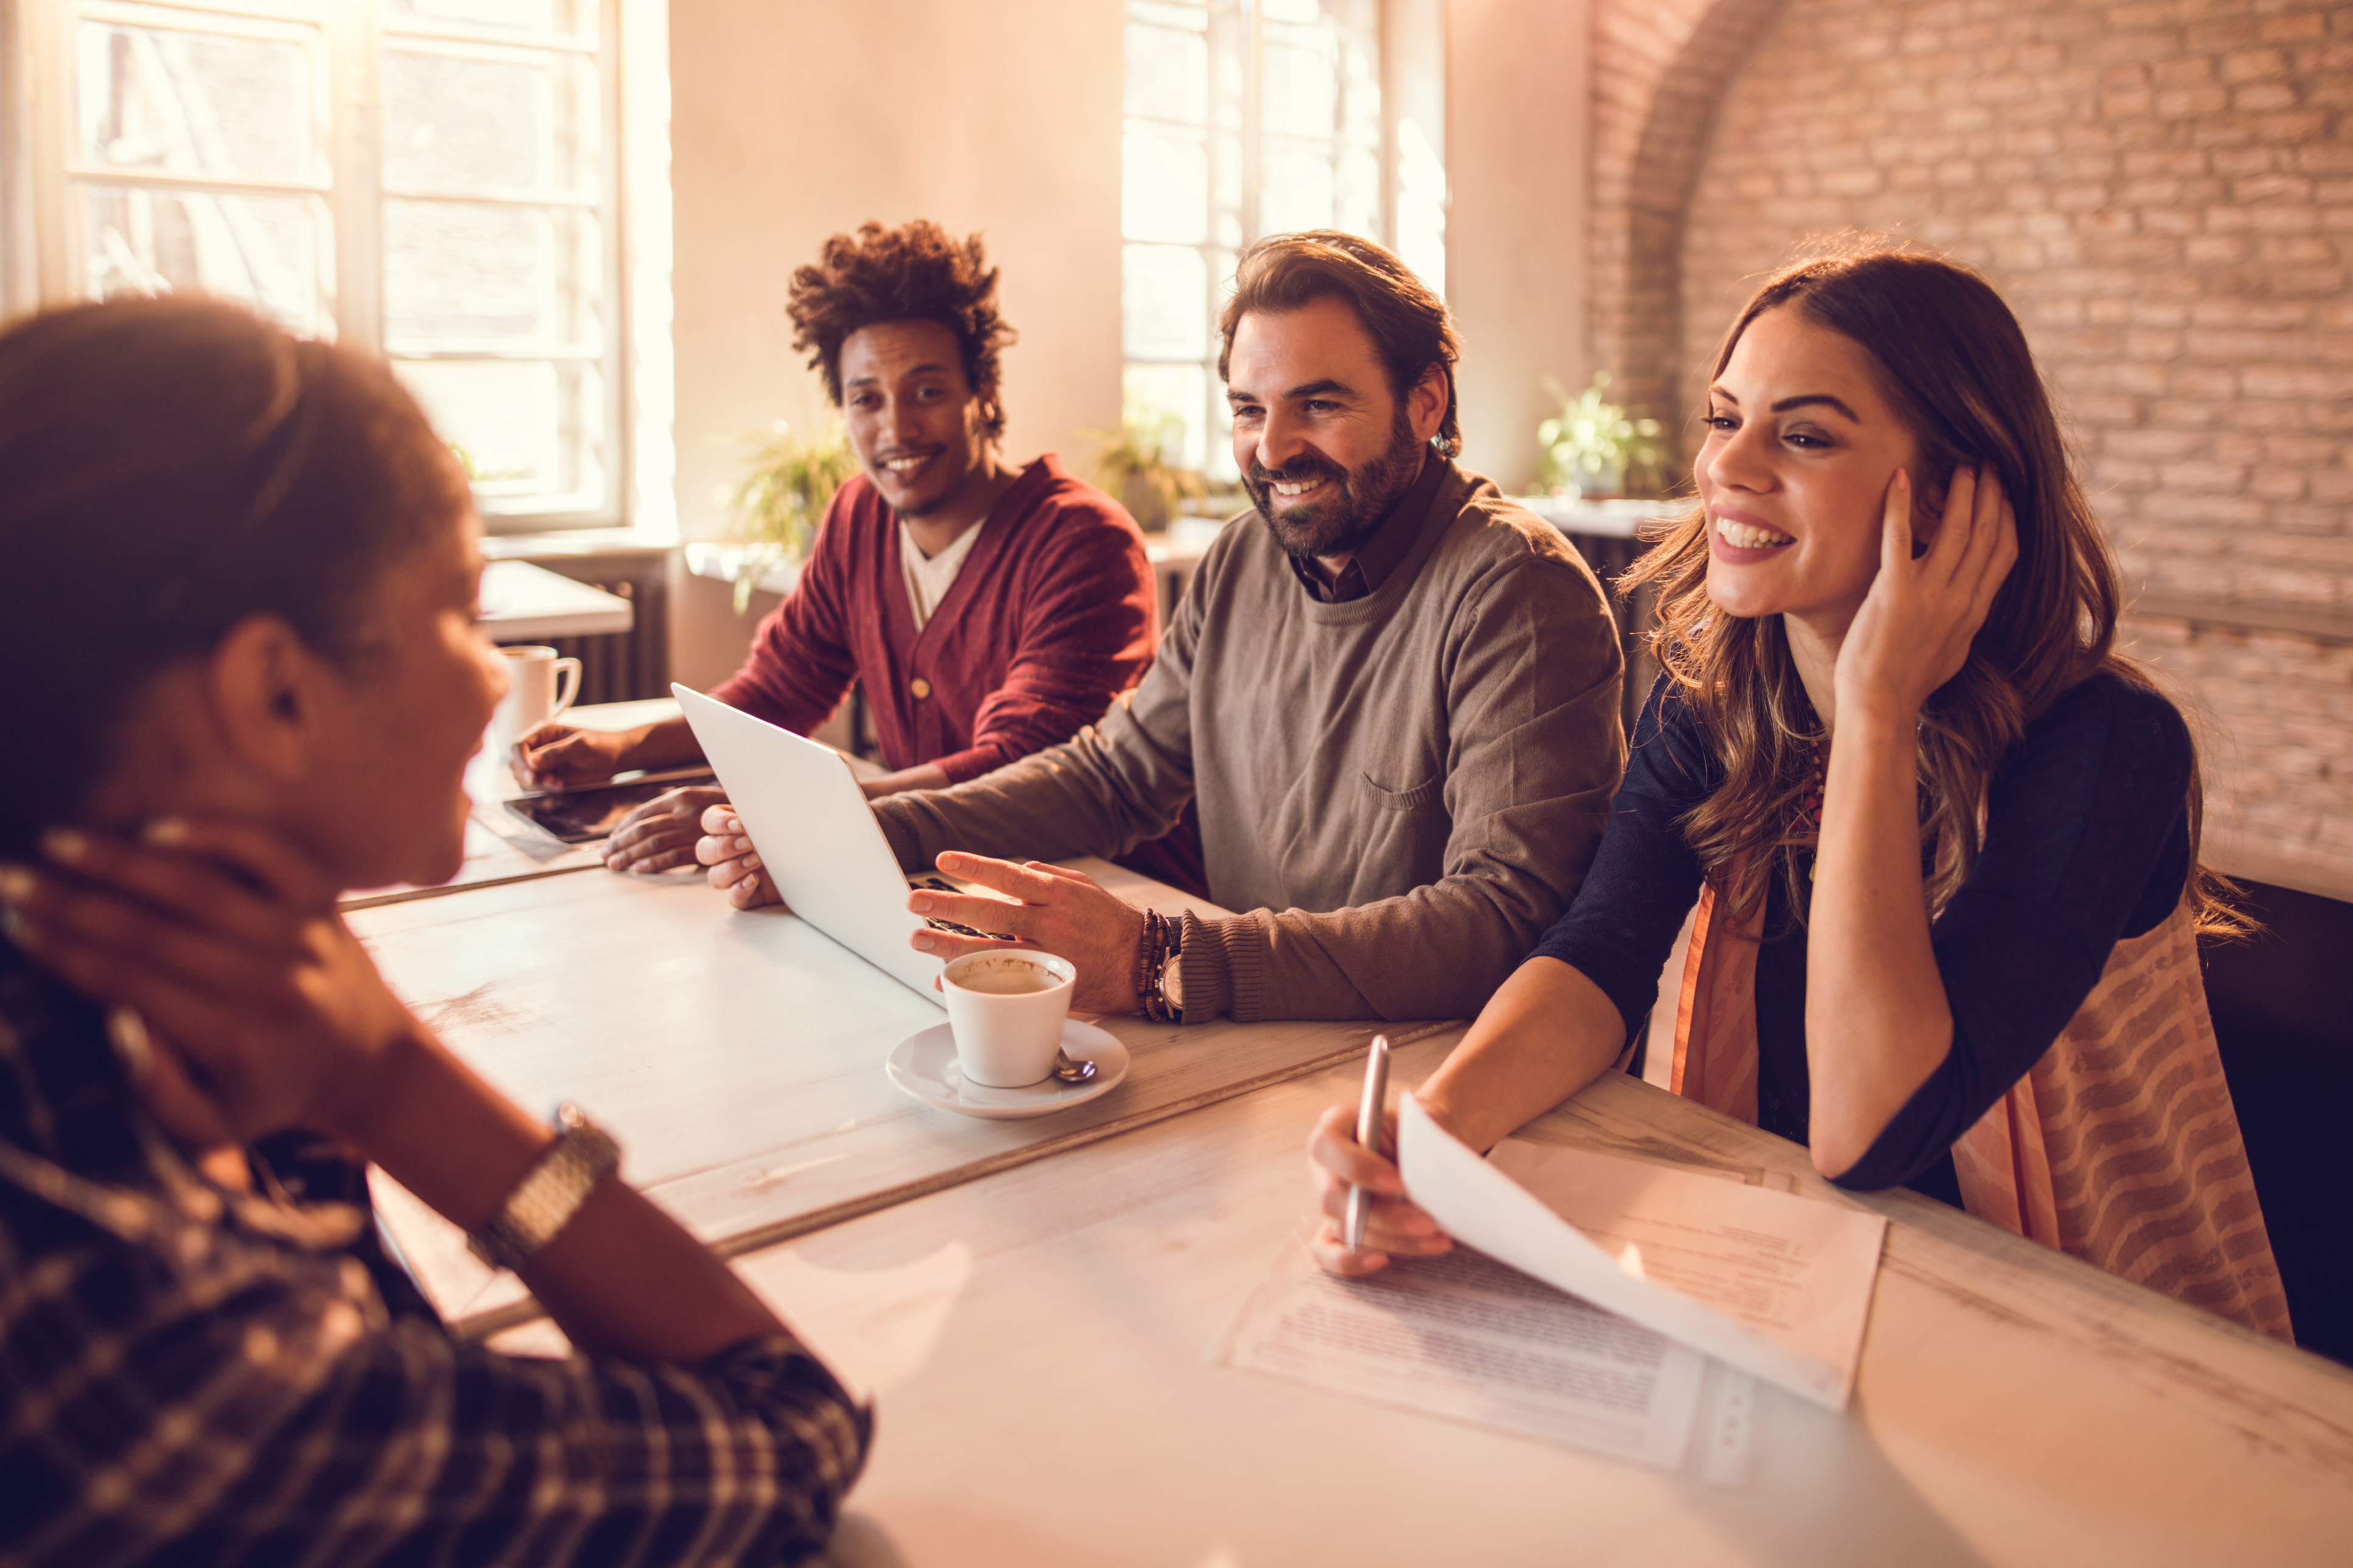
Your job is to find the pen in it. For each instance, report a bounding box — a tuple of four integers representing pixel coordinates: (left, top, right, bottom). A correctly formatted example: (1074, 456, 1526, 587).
(1342, 1033, 1391, 1251)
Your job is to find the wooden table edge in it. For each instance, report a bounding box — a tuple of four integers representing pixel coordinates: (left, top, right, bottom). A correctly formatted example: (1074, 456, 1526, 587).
(445, 1017, 1468, 1341)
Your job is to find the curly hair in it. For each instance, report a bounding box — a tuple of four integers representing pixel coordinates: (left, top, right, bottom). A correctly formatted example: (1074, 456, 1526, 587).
(786, 220, 1016, 441)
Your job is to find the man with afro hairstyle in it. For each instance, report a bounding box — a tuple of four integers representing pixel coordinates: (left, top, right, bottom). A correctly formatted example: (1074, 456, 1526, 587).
(518, 219, 1181, 901)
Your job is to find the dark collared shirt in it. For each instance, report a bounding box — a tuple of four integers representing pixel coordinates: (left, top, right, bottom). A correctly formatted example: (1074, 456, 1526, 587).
(0, 936, 870, 1566)
(1283, 455, 1445, 603)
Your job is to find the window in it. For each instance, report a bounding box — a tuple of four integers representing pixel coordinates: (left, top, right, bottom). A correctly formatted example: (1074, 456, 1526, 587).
(1121, 0, 1445, 481)
(6, 0, 628, 529)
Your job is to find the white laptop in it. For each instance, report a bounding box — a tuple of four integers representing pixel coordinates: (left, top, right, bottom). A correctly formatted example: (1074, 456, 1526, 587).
(672, 684, 969, 1007)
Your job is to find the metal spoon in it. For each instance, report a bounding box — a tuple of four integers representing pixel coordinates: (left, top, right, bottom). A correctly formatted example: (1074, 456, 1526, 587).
(1052, 1049, 1098, 1084)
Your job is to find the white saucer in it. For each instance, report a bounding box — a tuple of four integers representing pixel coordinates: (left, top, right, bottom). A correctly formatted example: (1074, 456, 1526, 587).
(885, 1020, 1130, 1120)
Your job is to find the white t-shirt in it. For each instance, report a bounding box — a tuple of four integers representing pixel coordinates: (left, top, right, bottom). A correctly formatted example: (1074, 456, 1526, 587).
(898, 517, 986, 633)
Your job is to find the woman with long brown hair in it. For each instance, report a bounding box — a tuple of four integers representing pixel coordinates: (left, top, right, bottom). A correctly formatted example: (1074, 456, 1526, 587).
(1307, 248, 2290, 1339)
(0, 297, 866, 1562)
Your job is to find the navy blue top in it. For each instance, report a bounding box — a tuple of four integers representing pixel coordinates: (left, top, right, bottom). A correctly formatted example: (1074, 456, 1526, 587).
(1527, 671, 2194, 1201)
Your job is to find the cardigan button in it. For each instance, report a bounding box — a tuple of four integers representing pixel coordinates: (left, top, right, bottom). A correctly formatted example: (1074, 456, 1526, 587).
(909, 676, 932, 700)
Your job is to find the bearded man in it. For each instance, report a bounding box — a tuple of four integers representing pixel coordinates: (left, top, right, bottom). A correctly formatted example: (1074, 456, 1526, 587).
(709, 231, 1627, 1025)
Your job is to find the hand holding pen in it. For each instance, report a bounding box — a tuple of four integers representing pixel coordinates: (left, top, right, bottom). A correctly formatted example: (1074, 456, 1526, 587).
(1306, 1034, 1453, 1277)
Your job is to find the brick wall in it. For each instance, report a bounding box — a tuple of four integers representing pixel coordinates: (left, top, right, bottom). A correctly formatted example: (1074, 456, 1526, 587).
(1588, 0, 1786, 429)
(1641, 0, 2352, 889)
(2133, 617, 2353, 883)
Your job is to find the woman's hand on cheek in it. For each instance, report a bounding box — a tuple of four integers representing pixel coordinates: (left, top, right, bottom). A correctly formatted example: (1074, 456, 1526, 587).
(1834, 464, 2020, 726)
(0, 819, 425, 1150)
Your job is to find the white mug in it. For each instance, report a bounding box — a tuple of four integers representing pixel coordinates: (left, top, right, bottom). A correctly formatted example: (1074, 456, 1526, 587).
(941, 951, 1076, 1088)
(492, 644, 581, 758)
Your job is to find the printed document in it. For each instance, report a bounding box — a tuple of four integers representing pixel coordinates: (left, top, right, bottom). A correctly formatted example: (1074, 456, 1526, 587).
(1397, 1097, 1886, 1409)
(1215, 1236, 1750, 1475)
(1217, 1102, 1884, 1471)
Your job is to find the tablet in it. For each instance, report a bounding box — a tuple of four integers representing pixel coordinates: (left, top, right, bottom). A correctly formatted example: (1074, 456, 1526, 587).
(502, 769, 718, 843)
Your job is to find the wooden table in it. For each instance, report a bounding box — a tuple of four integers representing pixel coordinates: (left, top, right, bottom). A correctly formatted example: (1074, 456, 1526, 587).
(350, 780, 2353, 1560)
(626, 1038, 2349, 1567)
(354, 858, 1458, 1335)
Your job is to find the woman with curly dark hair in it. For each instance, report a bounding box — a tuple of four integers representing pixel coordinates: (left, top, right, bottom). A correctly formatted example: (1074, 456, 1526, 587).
(517, 220, 1188, 902)
(1307, 248, 2291, 1341)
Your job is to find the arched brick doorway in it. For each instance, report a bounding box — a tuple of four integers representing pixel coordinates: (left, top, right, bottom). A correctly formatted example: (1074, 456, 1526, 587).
(1588, 0, 1792, 454)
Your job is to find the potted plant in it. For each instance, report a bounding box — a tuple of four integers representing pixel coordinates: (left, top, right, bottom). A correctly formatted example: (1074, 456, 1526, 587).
(1535, 372, 1667, 500)
(1092, 403, 1205, 533)
(724, 419, 857, 611)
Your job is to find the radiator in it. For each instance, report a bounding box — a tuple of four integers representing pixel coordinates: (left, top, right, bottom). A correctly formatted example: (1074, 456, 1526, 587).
(506, 550, 672, 706)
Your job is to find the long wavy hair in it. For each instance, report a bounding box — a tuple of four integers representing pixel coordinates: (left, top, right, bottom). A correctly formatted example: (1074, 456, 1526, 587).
(1623, 247, 2237, 932)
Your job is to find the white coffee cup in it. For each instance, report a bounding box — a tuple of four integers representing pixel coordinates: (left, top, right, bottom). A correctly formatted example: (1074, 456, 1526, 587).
(941, 950, 1077, 1088)
(493, 644, 582, 758)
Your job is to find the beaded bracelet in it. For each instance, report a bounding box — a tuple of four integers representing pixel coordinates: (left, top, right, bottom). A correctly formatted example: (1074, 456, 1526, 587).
(1136, 909, 1185, 1023)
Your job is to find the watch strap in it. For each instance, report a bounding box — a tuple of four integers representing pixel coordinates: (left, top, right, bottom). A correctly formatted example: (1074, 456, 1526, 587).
(466, 1104, 620, 1273)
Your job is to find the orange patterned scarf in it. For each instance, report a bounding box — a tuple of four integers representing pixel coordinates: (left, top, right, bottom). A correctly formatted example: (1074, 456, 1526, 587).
(1672, 884, 2293, 1342)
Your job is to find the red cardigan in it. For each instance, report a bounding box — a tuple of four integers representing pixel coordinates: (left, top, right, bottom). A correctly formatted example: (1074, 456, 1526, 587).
(711, 454, 1157, 785)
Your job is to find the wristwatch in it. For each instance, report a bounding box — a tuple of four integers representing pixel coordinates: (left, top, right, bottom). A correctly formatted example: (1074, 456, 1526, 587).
(466, 1104, 622, 1273)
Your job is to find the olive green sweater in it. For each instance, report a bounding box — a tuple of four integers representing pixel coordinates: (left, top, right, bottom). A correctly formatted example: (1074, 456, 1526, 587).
(872, 458, 1627, 1023)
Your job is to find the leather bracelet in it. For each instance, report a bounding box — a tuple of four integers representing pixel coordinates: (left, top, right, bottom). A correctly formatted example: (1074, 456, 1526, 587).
(1135, 910, 1162, 1023)
(466, 1104, 621, 1274)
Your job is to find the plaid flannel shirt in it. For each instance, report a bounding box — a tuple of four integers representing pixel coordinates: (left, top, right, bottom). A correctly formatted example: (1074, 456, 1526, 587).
(0, 938, 870, 1566)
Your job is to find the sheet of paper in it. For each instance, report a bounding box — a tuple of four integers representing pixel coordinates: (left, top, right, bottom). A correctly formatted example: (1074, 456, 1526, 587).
(1398, 1098, 1886, 1409)
(1215, 1236, 1734, 1474)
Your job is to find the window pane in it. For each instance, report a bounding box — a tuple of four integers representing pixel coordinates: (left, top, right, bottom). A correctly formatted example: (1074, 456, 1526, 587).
(1397, 114, 1447, 297)
(399, 357, 605, 504)
(1341, 37, 1381, 145)
(386, 47, 594, 197)
(1123, 243, 1207, 362)
(1260, 0, 1322, 23)
(1260, 38, 1336, 139)
(1260, 142, 1334, 236)
(76, 20, 319, 186)
(1212, 130, 1243, 247)
(1123, 362, 1209, 475)
(1127, 0, 1209, 30)
(384, 200, 602, 349)
(1125, 22, 1207, 124)
(388, 0, 596, 40)
(1122, 130, 1208, 245)
(1334, 143, 1380, 240)
(80, 184, 331, 335)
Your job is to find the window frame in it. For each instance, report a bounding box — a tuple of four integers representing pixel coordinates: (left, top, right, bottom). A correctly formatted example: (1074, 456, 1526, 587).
(1, 0, 634, 535)
(1120, 0, 1442, 485)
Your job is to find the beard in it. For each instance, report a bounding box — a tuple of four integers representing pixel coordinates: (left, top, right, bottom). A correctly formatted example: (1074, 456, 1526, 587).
(1244, 404, 1426, 561)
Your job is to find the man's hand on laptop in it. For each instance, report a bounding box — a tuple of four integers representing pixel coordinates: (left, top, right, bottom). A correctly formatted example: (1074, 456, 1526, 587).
(694, 805, 781, 909)
(906, 851, 1146, 1015)
(601, 786, 731, 877)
